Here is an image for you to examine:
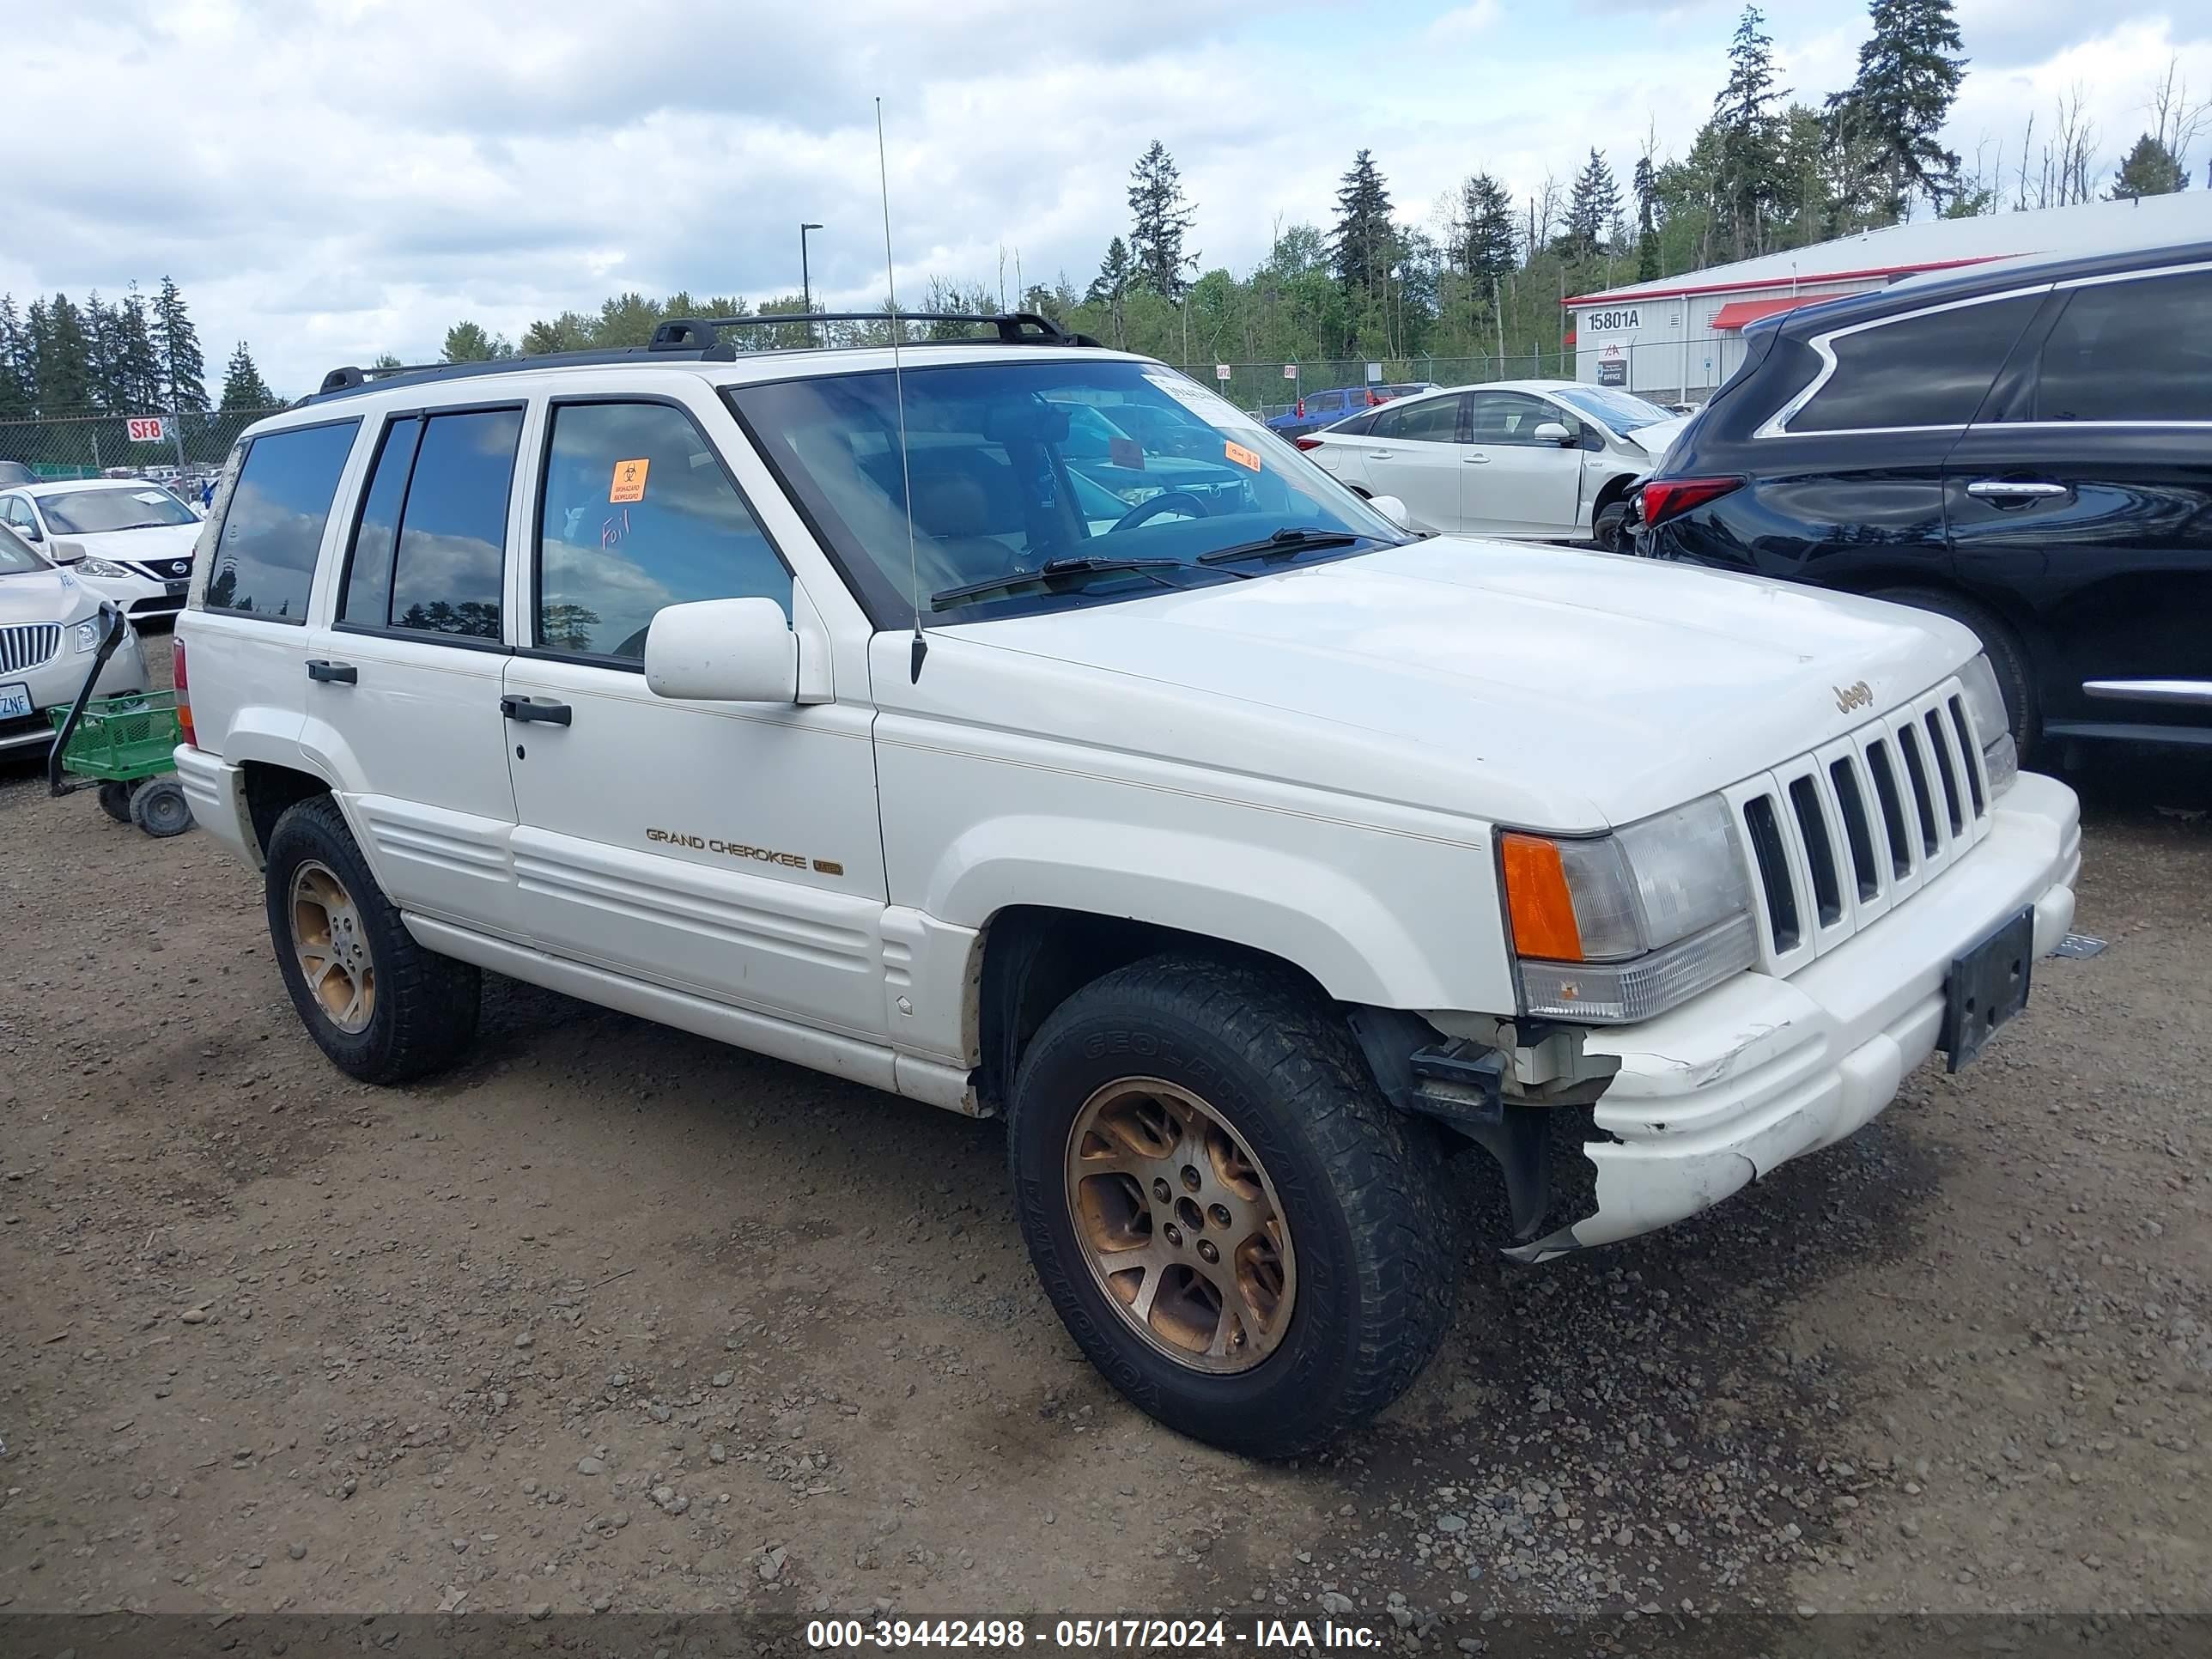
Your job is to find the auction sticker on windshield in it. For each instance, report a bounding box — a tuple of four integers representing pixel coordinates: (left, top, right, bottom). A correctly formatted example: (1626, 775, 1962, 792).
(1224, 441, 1262, 472)
(0, 682, 33, 721)
(1142, 371, 1263, 433)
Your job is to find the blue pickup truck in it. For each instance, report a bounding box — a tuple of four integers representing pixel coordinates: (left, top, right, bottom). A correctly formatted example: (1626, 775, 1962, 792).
(1265, 381, 1437, 441)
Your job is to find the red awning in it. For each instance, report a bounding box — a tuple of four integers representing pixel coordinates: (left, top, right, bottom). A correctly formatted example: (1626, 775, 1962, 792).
(1709, 294, 1827, 331)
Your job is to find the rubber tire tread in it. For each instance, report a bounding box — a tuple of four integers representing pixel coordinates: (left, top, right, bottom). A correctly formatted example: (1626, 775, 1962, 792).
(263, 793, 481, 1085)
(1007, 952, 1458, 1457)
(1870, 585, 2040, 763)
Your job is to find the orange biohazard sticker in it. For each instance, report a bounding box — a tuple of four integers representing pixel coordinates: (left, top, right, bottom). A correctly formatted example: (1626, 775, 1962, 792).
(610, 459, 650, 503)
(1224, 441, 1262, 473)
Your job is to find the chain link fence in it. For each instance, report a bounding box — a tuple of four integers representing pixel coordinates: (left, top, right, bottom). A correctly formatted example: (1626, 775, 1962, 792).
(0, 407, 284, 486)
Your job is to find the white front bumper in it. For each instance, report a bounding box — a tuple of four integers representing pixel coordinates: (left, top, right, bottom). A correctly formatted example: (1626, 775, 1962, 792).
(1507, 770, 2081, 1261)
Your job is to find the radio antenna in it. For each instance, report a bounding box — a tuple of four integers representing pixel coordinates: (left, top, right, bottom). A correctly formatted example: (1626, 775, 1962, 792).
(876, 96, 926, 684)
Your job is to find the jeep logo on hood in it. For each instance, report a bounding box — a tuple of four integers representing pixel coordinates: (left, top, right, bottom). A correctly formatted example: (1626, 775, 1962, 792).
(1834, 680, 1875, 714)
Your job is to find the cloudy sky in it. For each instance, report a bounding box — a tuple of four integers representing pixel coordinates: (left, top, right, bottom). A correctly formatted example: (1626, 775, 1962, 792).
(6, 0, 2208, 396)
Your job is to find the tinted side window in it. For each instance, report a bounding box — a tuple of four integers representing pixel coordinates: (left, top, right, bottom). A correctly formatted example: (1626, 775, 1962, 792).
(1792, 295, 2039, 433)
(535, 402, 791, 662)
(388, 409, 521, 640)
(1371, 395, 1462, 443)
(2033, 272, 2212, 423)
(337, 417, 422, 627)
(206, 420, 359, 620)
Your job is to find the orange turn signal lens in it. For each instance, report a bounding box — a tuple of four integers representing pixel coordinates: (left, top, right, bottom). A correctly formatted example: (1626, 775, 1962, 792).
(1501, 833, 1584, 962)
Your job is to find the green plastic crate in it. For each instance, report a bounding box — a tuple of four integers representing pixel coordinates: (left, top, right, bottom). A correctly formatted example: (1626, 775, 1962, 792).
(48, 691, 181, 782)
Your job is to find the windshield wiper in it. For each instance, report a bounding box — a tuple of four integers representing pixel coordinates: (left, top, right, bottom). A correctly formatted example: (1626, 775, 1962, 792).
(930, 555, 1183, 611)
(1196, 526, 1369, 566)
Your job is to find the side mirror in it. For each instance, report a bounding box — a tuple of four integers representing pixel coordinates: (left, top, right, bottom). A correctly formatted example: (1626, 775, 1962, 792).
(52, 538, 86, 562)
(643, 597, 799, 703)
(17, 520, 42, 541)
(1367, 494, 1413, 530)
(1533, 421, 1573, 446)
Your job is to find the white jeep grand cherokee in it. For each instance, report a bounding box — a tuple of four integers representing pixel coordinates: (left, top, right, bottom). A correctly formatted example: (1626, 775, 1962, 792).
(173, 317, 2079, 1456)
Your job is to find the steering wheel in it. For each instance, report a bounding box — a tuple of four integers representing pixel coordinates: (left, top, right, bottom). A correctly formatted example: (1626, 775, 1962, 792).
(1109, 490, 1210, 533)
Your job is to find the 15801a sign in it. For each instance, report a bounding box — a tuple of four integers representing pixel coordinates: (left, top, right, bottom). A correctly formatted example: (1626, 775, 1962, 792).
(1581, 308, 1643, 333)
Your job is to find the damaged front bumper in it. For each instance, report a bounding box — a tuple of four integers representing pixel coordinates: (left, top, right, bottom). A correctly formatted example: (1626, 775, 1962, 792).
(1504, 770, 2081, 1263)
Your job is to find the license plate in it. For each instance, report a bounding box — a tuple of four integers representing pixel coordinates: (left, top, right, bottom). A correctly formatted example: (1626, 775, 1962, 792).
(1941, 906, 2035, 1071)
(165, 580, 189, 597)
(0, 681, 31, 720)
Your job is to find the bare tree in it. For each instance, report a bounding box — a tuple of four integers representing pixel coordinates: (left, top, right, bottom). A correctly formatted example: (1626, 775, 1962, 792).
(2147, 56, 2210, 174)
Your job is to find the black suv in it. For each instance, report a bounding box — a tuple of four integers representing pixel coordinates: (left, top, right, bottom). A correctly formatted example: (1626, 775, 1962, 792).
(1636, 238, 2212, 761)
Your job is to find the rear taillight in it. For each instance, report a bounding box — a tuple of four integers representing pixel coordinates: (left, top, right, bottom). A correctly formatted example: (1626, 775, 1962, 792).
(1293, 436, 1323, 452)
(1640, 476, 1745, 526)
(173, 635, 196, 748)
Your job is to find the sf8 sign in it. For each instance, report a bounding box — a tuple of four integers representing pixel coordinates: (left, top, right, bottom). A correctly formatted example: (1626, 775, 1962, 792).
(127, 416, 167, 443)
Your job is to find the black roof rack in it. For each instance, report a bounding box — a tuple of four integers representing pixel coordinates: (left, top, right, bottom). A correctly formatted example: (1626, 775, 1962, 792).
(308, 311, 1102, 404)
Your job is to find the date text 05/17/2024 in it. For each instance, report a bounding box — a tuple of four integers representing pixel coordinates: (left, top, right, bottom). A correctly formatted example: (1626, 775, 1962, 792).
(804, 1617, 1382, 1649)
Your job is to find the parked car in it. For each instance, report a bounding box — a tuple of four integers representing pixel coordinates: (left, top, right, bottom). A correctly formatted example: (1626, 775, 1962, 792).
(1635, 236, 2212, 761)
(173, 321, 2077, 1457)
(0, 479, 204, 626)
(1266, 381, 1440, 442)
(0, 460, 37, 488)
(1297, 380, 1685, 547)
(0, 526, 151, 757)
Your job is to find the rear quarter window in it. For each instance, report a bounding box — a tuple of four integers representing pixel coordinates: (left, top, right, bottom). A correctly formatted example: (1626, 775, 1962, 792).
(1789, 294, 2041, 434)
(204, 420, 360, 621)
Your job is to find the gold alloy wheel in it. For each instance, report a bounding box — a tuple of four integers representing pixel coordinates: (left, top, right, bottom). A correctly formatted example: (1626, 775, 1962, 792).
(1064, 1078, 1297, 1374)
(288, 860, 376, 1035)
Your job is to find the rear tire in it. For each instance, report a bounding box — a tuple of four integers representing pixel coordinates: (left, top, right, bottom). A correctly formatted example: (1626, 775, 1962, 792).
(1007, 953, 1458, 1457)
(128, 777, 193, 838)
(1869, 586, 2039, 763)
(263, 793, 480, 1084)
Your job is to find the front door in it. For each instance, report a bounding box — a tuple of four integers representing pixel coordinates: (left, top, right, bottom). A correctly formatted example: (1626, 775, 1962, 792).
(1460, 391, 1584, 535)
(1946, 265, 2212, 744)
(498, 392, 890, 1041)
(1352, 392, 1467, 531)
(302, 404, 526, 938)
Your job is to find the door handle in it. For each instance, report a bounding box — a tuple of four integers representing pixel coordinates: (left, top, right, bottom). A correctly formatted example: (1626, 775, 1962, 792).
(305, 659, 357, 684)
(1462, 453, 1491, 464)
(499, 695, 572, 726)
(1965, 478, 2068, 501)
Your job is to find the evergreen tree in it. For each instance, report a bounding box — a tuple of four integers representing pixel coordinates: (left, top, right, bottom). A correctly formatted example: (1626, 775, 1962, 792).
(441, 321, 515, 362)
(1632, 154, 1662, 280)
(118, 285, 163, 413)
(34, 294, 94, 415)
(1126, 141, 1197, 301)
(1455, 173, 1518, 286)
(149, 276, 209, 411)
(1713, 6, 1790, 258)
(1828, 0, 1966, 216)
(1330, 149, 1395, 305)
(2109, 134, 2187, 199)
(83, 293, 124, 411)
(1564, 149, 1621, 257)
(0, 295, 30, 420)
(220, 341, 275, 409)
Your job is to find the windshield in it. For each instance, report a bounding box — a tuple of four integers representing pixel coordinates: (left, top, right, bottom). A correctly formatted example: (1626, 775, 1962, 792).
(728, 359, 1403, 621)
(1550, 385, 1674, 436)
(40, 487, 199, 535)
(0, 524, 46, 574)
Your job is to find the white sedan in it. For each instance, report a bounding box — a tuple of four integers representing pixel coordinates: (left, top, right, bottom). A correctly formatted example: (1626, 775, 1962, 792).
(0, 479, 204, 627)
(1295, 380, 1688, 549)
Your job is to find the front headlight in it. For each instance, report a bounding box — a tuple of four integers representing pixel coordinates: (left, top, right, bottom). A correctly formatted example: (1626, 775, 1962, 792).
(1501, 795, 1759, 1023)
(71, 618, 102, 653)
(76, 556, 133, 579)
(1957, 653, 2019, 798)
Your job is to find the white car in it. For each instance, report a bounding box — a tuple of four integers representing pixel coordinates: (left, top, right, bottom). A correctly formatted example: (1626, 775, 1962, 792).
(1296, 379, 1690, 549)
(0, 528, 151, 756)
(0, 479, 204, 627)
(173, 325, 2078, 1458)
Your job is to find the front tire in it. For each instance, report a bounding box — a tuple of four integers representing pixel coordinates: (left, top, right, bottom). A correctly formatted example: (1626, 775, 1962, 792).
(1008, 954, 1457, 1457)
(263, 794, 480, 1084)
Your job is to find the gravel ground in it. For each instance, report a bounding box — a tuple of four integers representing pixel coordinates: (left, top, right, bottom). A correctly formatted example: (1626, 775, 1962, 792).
(1, 665, 2206, 1636)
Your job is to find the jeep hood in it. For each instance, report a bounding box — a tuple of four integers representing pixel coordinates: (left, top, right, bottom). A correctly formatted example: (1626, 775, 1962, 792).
(916, 538, 1978, 830)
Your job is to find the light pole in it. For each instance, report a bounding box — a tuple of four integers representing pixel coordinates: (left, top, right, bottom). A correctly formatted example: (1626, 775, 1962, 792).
(799, 222, 823, 346)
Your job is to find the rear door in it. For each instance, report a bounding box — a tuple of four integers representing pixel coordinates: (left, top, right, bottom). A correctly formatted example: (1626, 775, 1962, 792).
(1346, 392, 1467, 530)
(301, 404, 526, 937)
(1945, 263, 2212, 744)
(1460, 391, 1583, 535)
